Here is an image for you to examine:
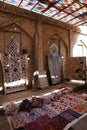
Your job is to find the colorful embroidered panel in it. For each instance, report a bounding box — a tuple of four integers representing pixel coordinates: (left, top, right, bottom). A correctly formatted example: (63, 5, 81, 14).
(48, 44, 62, 84)
(1, 54, 27, 94)
(64, 57, 86, 80)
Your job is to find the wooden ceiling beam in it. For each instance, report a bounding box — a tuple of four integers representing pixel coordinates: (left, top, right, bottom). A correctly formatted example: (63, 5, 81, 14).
(18, 0, 23, 7)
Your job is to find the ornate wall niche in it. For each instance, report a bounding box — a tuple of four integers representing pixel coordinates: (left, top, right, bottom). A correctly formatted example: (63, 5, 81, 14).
(0, 22, 34, 87)
(44, 32, 68, 57)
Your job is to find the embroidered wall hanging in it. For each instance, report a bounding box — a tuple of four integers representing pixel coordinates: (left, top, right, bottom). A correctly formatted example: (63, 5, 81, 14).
(64, 57, 86, 80)
(1, 37, 28, 94)
(48, 44, 62, 84)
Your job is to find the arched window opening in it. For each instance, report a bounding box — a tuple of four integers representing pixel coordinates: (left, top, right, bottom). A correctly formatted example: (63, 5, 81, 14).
(73, 40, 87, 58)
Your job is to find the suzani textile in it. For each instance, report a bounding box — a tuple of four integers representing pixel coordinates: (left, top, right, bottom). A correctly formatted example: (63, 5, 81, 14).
(64, 57, 86, 80)
(7, 92, 87, 130)
(48, 44, 62, 84)
(1, 54, 27, 94)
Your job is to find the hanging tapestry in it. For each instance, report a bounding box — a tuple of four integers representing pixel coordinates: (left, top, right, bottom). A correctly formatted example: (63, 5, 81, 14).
(1, 54, 27, 94)
(1, 37, 28, 94)
(64, 57, 86, 80)
(1, 54, 27, 93)
(48, 44, 62, 84)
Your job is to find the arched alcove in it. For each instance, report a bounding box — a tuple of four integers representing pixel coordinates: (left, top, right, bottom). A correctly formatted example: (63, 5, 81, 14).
(0, 23, 34, 88)
(44, 32, 68, 58)
(44, 33, 67, 85)
(47, 43, 62, 85)
(73, 40, 87, 57)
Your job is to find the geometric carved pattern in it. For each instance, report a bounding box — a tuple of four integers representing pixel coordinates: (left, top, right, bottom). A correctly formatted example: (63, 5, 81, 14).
(6, 37, 19, 55)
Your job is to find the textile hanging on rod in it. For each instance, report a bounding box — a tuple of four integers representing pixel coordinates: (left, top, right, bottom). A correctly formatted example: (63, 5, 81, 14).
(1, 54, 27, 94)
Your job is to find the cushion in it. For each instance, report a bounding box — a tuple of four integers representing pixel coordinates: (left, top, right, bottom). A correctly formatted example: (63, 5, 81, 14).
(18, 99, 32, 112)
(51, 91, 61, 101)
(43, 95, 51, 105)
(32, 96, 43, 108)
(4, 102, 19, 116)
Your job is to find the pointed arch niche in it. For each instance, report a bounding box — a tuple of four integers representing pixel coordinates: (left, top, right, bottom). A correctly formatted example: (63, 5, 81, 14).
(73, 40, 87, 57)
(44, 33, 68, 85)
(73, 40, 87, 67)
(48, 44, 62, 84)
(0, 23, 34, 93)
(44, 33, 68, 58)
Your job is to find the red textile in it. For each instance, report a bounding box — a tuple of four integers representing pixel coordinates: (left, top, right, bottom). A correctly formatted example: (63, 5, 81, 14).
(24, 121, 40, 130)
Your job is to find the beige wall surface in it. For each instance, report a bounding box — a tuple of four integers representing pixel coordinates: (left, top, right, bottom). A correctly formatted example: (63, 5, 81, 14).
(0, 2, 86, 90)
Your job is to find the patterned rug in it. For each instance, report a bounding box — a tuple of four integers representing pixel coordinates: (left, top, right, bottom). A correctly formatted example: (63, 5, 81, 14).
(24, 109, 42, 122)
(46, 93, 85, 115)
(34, 106, 58, 118)
(51, 115, 69, 130)
(71, 104, 87, 114)
(40, 123, 56, 130)
(24, 115, 68, 130)
(7, 93, 86, 130)
(65, 109, 81, 118)
(59, 110, 77, 122)
(36, 114, 52, 125)
(24, 120, 40, 130)
(9, 112, 29, 130)
(8, 107, 57, 130)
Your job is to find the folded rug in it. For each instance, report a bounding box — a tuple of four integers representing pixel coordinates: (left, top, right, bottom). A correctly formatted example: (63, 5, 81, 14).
(59, 109, 76, 122)
(51, 115, 69, 130)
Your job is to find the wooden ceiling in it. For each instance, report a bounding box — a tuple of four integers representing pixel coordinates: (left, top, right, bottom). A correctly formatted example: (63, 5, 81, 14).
(1, 0, 87, 26)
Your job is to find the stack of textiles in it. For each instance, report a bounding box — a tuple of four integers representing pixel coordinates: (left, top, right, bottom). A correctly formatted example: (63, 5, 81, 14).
(5, 92, 87, 130)
(24, 115, 69, 130)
